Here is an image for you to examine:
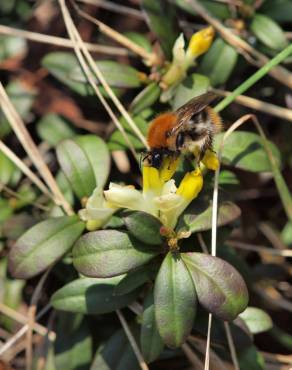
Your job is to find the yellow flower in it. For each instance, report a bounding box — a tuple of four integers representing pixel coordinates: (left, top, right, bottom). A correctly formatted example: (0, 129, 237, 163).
(201, 149, 219, 171)
(186, 26, 215, 60)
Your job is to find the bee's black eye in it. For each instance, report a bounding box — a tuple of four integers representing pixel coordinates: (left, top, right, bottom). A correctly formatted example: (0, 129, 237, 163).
(176, 132, 185, 149)
(152, 152, 163, 169)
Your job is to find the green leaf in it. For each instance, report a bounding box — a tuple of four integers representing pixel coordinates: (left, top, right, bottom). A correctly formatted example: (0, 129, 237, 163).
(0, 151, 21, 186)
(8, 216, 85, 279)
(182, 253, 249, 321)
(198, 38, 238, 86)
(141, 290, 164, 363)
(37, 114, 76, 146)
(73, 230, 161, 278)
(130, 82, 161, 115)
(178, 199, 241, 233)
(71, 60, 142, 88)
(0, 80, 36, 138)
(141, 0, 179, 60)
(123, 211, 163, 245)
(261, 0, 292, 22)
(42, 52, 123, 96)
(175, 0, 231, 20)
(281, 221, 292, 246)
(214, 131, 282, 172)
(108, 116, 148, 151)
(55, 314, 92, 370)
(239, 307, 273, 334)
(91, 328, 139, 370)
(172, 73, 210, 110)
(114, 263, 158, 296)
(56, 139, 96, 199)
(250, 14, 288, 50)
(238, 345, 265, 370)
(51, 276, 140, 314)
(154, 252, 196, 348)
(74, 135, 110, 190)
(0, 35, 27, 62)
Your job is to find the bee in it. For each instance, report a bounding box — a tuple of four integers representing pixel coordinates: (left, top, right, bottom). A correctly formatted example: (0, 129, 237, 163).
(143, 92, 222, 169)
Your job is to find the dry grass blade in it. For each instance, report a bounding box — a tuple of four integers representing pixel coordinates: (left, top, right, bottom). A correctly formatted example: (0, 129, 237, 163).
(116, 309, 149, 370)
(185, 0, 292, 89)
(224, 322, 240, 370)
(0, 24, 130, 56)
(0, 303, 55, 340)
(26, 305, 36, 370)
(73, 3, 157, 66)
(227, 240, 292, 257)
(213, 89, 292, 123)
(70, 3, 149, 148)
(0, 83, 73, 215)
(182, 343, 204, 370)
(0, 140, 52, 198)
(58, 0, 142, 158)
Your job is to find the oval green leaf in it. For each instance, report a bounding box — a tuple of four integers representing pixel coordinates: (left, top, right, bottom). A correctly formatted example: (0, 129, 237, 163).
(214, 131, 282, 172)
(73, 230, 161, 278)
(74, 135, 110, 190)
(250, 14, 288, 50)
(182, 252, 249, 321)
(123, 211, 163, 245)
(141, 290, 164, 363)
(154, 252, 197, 348)
(9, 216, 85, 279)
(56, 139, 96, 199)
(179, 199, 241, 233)
(51, 276, 140, 314)
(36, 114, 76, 146)
(239, 307, 273, 334)
(172, 73, 210, 110)
(198, 38, 238, 86)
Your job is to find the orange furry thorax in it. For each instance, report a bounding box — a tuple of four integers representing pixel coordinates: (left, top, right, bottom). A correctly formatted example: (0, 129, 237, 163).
(147, 112, 178, 149)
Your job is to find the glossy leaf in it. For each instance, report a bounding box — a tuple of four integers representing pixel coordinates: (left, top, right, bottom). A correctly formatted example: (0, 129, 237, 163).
(123, 211, 163, 245)
(91, 328, 139, 370)
(74, 135, 110, 190)
(214, 131, 282, 172)
(179, 199, 241, 233)
(238, 345, 265, 370)
(114, 263, 158, 296)
(154, 252, 196, 348)
(9, 216, 85, 279)
(198, 38, 238, 86)
(56, 139, 96, 199)
(239, 307, 273, 334)
(141, 0, 179, 59)
(182, 253, 249, 321)
(0, 35, 27, 62)
(172, 73, 210, 110)
(250, 14, 288, 50)
(73, 230, 160, 278)
(130, 82, 161, 115)
(175, 0, 231, 20)
(51, 276, 139, 314)
(141, 290, 164, 363)
(37, 114, 76, 146)
(71, 60, 142, 88)
(124, 32, 152, 53)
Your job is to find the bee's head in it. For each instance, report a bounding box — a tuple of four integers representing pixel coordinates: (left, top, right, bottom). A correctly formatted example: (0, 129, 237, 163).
(141, 150, 164, 169)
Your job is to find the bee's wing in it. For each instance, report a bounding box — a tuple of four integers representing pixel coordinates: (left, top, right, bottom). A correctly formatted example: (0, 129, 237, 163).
(171, 92, 218, 134)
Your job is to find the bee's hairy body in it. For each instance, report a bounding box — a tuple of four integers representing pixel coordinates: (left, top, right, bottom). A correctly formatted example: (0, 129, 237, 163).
(144, 92, 222, 169)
